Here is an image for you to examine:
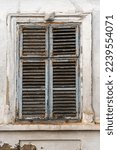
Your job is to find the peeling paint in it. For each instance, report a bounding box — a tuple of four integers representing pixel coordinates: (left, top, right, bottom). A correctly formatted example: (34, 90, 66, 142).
(21, 144, 36, 150)
(0, 144, 36, 150)
(0, 0, 100, 150)
(0, 143, 18, 150)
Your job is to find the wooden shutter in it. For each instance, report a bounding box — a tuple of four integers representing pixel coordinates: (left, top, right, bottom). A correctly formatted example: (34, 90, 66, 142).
(18, 24, 80, 120)
(52, 27, 77, 56)
(53, 60, 77, 118)
(20, 26, 47, 119)
(22, 27, 46, 57)
(51, 25, 80, 119)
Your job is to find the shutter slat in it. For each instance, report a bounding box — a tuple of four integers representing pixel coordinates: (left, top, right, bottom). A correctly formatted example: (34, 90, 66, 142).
(23, 33, 45, 36)
(23, 39, 45, 42)
(23, 43, 45, 45)
(53, 36, 75, 39)
(23, 101, 45, 104)
(54, 39, 75, 42)
(22, 112, 45, 115)
(23, 36, 45, 39)
(23, 46, 45, 49)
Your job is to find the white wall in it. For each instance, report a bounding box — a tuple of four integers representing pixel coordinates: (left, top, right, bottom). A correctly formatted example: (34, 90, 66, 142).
(0, 0, 100, 149)
(0, 0, 100, 124)
(0, 131, 100, 150)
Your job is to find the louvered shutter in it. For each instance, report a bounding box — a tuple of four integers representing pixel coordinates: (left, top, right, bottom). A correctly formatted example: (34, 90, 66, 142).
(50, 25, 80, 119)
(19, 24, 80, 120)
(20, 26, 47, 119)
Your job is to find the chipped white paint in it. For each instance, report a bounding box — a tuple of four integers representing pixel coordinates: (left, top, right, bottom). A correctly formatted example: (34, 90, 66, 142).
(0, 0, 100, 149)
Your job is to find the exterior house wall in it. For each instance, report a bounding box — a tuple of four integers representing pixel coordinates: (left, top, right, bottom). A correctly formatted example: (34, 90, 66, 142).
(0, 0, 100, 149)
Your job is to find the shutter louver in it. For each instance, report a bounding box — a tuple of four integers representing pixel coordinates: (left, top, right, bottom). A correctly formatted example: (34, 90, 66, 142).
(53, 61, 76, 88)
(21, 26, 46, 119)
(19, 24, 79, 120)
(53, 27, 76, 56)
(22, 27, 46, 57)
(53, 61, 77, 118)
(22, 61, 45, 119)
(52, 25, 79, 119)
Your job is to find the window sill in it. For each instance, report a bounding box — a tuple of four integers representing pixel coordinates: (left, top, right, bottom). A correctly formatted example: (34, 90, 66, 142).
(0, 123, 100, 131)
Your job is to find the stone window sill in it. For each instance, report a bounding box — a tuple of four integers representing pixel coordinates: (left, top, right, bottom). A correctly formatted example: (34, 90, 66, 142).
(0, 123, 100, 131)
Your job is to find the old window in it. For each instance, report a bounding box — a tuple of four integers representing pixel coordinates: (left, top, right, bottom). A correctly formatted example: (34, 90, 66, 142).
(18, 23, 80, 120)
(8, 13, 93, 123)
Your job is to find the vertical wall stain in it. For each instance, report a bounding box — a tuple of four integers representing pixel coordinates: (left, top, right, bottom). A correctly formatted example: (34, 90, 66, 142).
(6, 77, 9, 105)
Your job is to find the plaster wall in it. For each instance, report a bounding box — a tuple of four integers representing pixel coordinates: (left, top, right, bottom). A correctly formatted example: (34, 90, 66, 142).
(0, 0, 100, 149)
(0, 0, 100, 124)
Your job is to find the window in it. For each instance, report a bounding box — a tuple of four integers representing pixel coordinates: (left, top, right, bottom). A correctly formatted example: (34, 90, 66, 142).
(18, 23, 80, 120)
(8, 13, 93, 123)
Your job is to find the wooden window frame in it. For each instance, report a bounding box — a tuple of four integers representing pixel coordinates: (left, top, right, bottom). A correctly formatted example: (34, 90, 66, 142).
(7, 13, 94, 123)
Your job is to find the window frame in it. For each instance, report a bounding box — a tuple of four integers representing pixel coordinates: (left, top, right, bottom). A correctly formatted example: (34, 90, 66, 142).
(7, 13, 94, 123)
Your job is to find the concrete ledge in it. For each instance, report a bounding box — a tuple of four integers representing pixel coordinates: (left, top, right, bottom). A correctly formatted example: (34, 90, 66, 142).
(0, 123, 100, 131)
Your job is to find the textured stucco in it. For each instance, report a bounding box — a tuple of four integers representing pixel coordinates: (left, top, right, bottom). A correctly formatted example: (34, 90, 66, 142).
(0, 0, 100, 149)
(0, 0, 100, 124)
(0, 131, 100, 150)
